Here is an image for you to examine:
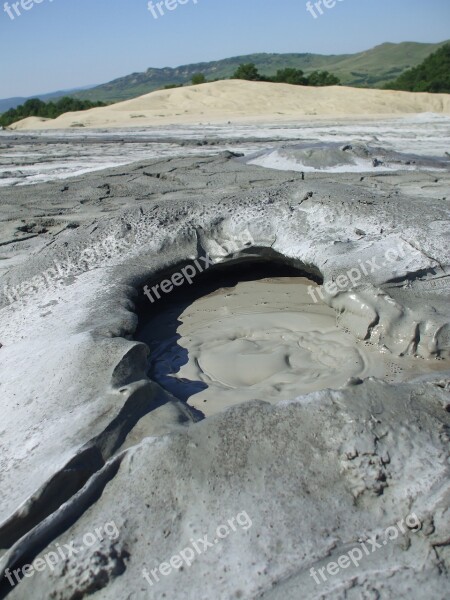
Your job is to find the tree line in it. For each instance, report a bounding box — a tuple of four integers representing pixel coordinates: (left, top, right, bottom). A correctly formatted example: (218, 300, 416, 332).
(232, 64, 340, 86)
(0, 97, 106, 128)
(186, 64, 340, 87)
(384, 43, 450, 93)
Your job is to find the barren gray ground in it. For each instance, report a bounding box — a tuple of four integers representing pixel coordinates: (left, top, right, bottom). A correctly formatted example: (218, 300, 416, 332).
(0, 142, 449, 599)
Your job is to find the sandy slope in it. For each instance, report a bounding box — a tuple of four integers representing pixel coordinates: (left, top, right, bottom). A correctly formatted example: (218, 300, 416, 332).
(9, 80, 450, 130)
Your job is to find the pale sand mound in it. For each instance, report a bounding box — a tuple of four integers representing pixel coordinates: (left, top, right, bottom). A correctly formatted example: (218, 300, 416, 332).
(8, 116, 52, 129)
(9, 80, 450, 130)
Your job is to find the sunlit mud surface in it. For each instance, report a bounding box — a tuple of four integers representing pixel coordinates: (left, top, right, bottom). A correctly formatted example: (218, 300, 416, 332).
(1, 113, 449, 186)
(139, 272, 449, 417)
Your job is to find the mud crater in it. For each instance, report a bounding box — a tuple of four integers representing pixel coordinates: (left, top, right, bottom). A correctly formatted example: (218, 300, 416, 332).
(136, 256, 448, 417)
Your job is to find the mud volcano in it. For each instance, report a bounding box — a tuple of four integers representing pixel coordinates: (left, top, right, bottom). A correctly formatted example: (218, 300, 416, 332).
(137, 259, 448, 417)
(1, 152, 449, 600)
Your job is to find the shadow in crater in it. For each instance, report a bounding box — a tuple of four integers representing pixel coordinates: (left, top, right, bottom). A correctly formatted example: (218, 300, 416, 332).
(135, 251, 322, 409)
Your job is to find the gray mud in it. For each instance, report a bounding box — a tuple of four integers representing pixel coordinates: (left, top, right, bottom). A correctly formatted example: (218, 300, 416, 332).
(0, 146, 449, 599)
(245, 140, 450, 172)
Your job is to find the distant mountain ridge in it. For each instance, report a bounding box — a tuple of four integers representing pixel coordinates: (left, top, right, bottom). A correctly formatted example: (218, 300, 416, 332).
(1, 40, 448, 110)
(68, 41, 449, 103)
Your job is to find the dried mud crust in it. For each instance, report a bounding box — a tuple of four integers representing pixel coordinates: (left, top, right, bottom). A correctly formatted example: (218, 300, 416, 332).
(0, 152, 449, 599)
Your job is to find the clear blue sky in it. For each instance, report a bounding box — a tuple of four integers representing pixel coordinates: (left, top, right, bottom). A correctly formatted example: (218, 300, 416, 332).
(0, 0, 449, 98)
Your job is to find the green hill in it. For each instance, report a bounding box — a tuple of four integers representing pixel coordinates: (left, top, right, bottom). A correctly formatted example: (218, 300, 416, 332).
(385, 43, 450, 93)
(69, 40, 449, 104)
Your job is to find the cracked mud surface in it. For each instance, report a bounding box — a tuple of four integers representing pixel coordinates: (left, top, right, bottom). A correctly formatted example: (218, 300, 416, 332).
(0, 146, 449, 599)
